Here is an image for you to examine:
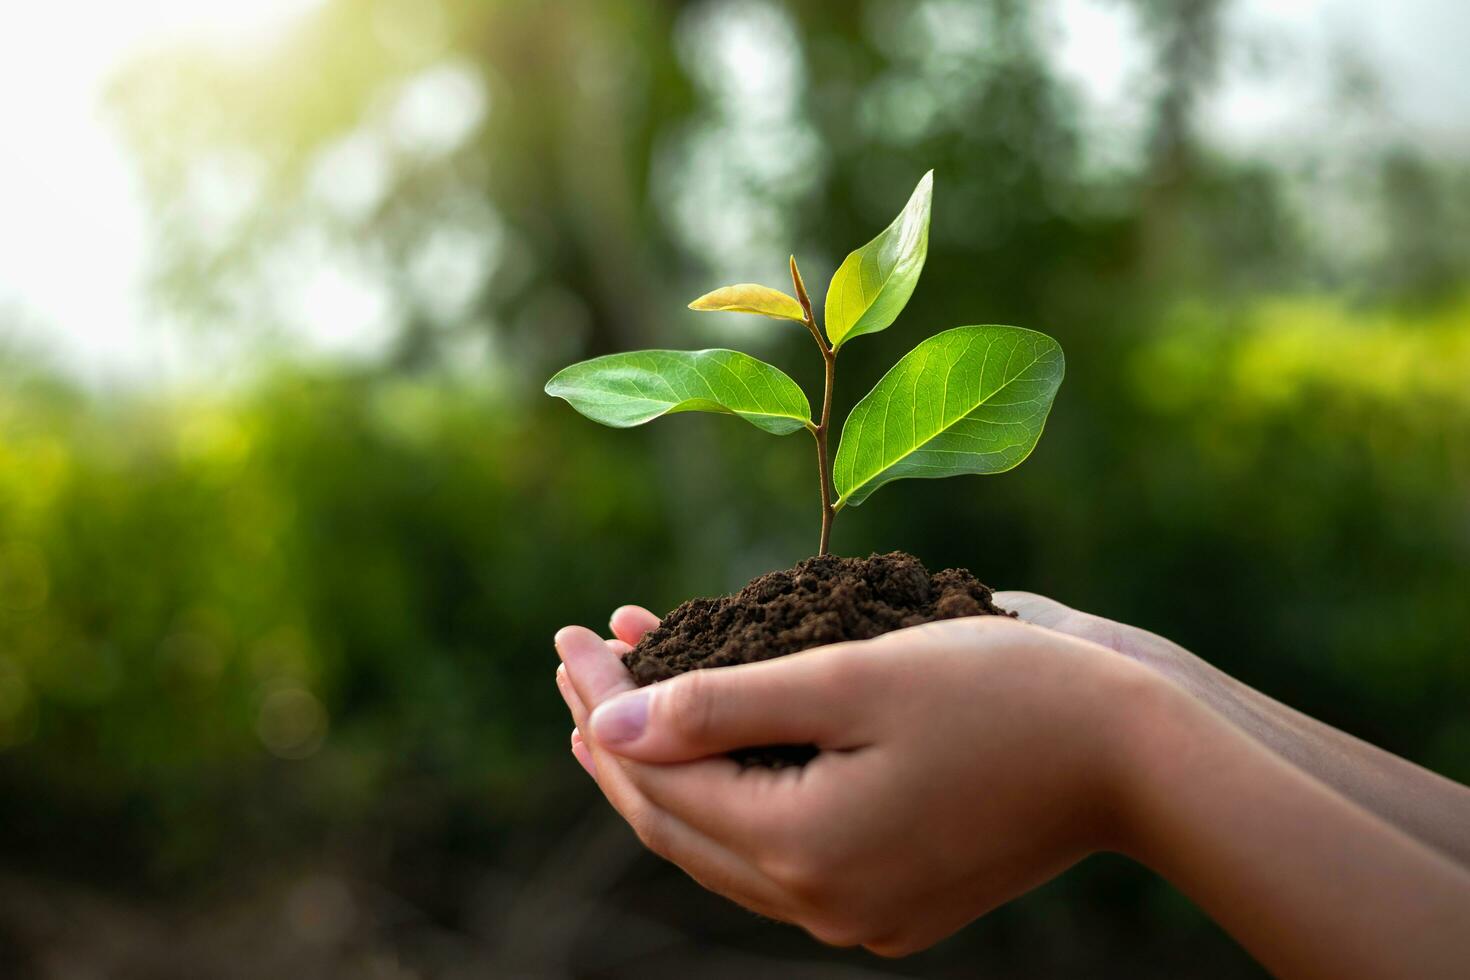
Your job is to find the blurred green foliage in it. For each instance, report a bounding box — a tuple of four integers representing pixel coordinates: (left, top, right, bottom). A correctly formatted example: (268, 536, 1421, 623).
(2, 0, 1468, 975)
(0, 366, 682, 873)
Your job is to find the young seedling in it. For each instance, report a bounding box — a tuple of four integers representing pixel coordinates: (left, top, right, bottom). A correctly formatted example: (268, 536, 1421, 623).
(545, 172, 1064, 555)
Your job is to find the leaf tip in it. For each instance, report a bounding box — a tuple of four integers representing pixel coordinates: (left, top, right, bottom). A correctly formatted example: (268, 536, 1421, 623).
(687, 290, 723, 312)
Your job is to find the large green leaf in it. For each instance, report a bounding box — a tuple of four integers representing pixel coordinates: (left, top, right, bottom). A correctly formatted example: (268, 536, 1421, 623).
(545, 349, 812, 435)
(824, 170, 932, 350)
(688, 283, 806, 322)
(833, 325, 1064, 506)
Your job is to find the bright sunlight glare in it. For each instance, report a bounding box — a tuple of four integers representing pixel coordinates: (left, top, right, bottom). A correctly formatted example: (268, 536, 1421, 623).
(0, 0, 322, 381)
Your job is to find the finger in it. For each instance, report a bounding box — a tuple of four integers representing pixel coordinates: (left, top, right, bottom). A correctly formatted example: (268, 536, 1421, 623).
(991, 590, 1075, 628)
(570, 728, 597, 779)
(561, 639, 791, 906)
(556, 625, 786, 900)
(602, 777, 790, 919)
(554, 638, 626, 724)
(619, 755, 807, 847)
(562, 672, 595, 779)
(578, 725, 792, 920)
(991, 592, 1140, 655)
(610, 605, 660, 646)
(588, 647, 872, 763)
(555, 664, 587, 721)
(557, 629, 736, 861)
(557, 642, 634, 727)
(555, 625, 637, 711)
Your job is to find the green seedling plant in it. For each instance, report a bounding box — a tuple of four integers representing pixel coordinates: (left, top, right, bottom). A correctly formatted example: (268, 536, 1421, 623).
(546, 172, 1064, 556)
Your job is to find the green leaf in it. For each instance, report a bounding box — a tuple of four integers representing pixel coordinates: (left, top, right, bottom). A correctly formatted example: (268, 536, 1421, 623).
(824, 170, 933, 349)
(689, 284, 807, 322)
(545, 349, 812, 435)
(833, 325, 1064, 507)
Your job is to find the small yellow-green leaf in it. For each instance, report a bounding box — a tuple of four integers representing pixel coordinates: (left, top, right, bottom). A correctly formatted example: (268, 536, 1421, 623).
(824, 170, 933, 349)
(689, 284, 807, 323)
(545, 349, 812, 435)
(833, 325, 1064, 506)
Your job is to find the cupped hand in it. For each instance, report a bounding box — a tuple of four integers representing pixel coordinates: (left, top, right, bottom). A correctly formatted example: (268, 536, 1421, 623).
(995, 591, 1225, 699)
(553, 608, 1162, 955)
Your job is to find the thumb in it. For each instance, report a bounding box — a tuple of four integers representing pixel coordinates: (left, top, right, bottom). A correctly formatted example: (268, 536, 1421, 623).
(587, 647, 872, 763)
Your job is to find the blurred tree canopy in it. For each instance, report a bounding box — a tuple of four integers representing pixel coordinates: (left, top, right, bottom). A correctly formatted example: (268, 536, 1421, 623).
(0, 1, 1466, 976)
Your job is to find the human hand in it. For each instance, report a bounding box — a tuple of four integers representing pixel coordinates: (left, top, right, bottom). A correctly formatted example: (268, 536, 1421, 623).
(554, 612, 1162, 955)
(994, 593, 1470, 866)
(555, 596, 1470, 975)
(997, 591, 1229, 702)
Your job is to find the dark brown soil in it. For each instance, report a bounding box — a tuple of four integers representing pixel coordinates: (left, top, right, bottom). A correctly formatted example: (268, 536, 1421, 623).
(623, 551, 1011, 766)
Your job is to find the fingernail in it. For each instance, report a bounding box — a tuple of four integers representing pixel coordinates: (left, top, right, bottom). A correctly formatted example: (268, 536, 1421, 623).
(590, 689, 649, 744)
(570, 729, 597, 778)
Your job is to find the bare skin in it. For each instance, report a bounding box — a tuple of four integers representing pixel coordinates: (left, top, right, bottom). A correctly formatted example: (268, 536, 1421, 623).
(553, 599, 1470, 977)
(996, 592, 1470, 867)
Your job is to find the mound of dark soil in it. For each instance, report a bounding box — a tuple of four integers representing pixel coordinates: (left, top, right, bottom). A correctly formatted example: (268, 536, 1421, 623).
(623, 551, 1011, 766)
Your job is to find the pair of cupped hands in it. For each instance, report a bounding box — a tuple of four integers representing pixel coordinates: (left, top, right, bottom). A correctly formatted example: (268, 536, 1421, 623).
(554, 591, 1470, 972)
(553, 593, 1199, 955)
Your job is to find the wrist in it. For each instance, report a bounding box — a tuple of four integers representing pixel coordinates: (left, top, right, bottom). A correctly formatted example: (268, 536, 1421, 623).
(1116, 626, 1239, 716)
(1091, 661, 1212, 862)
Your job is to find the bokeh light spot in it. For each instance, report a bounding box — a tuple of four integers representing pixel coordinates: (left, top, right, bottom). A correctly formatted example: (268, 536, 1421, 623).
(257, 685, 328, 759)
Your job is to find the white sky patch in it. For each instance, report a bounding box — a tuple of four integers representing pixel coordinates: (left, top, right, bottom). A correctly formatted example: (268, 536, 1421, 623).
(384, 60, 490, 159)
(408, 222, 501, 326)
(185, 151, 269, 252)
(1043, 0, 1157, 175)
(1362, 0, 1470, 149)
(263, 230, 399, 361)
(1204, 0, 1470, 155)
(678, 0, 803, 123)
(309, 130, 396, 224)
(660, 0, 822, 324)
(0, 0, 322, 383)
(1044, 0, 1470, 164)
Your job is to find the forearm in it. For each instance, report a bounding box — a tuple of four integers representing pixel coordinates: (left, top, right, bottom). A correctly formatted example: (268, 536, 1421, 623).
(1155, 644, 1470, 866)
(1007, 594, 1470, 864)
(1116, 677, 1470, 980)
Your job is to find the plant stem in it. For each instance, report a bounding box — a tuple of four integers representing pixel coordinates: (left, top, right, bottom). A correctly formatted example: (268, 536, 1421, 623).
(791, 256, 837, 556)
(814, 347, 837, 555)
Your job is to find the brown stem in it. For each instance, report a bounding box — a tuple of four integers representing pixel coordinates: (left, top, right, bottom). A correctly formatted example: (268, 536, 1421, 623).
(815, 348, 837, 555)
(791, 256, 838, 556)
